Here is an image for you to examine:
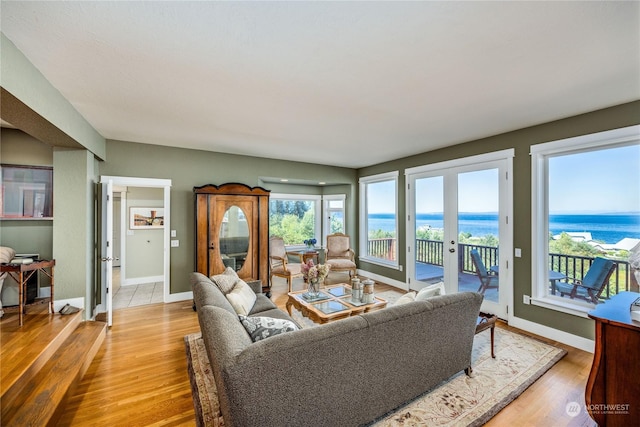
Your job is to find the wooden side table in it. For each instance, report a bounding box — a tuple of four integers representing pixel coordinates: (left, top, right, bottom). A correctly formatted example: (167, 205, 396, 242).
(475, 312, 497, 358)
(0, 259, 55, 326)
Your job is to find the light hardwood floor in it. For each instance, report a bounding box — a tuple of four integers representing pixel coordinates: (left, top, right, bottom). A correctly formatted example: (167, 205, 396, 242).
(58, 276, 596, 426)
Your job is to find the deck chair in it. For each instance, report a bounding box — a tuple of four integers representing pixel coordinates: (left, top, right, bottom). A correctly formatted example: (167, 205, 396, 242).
(470, 249, 499, 295)
(556, 257, 615, 304)
(269, 236, 303, 292)
(325, 233, 357, 279)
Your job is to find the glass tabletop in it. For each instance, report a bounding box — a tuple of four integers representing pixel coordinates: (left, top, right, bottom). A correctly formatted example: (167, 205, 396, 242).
(326, 286, 351, 297)
(312, 299, 350, 315)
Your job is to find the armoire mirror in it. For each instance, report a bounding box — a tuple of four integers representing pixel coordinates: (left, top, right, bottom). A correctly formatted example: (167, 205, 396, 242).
(219, 205, 250, 272)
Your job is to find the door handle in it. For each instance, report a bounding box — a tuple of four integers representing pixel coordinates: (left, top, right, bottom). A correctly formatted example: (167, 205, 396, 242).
(449, 248, 455, 253)
(101, 257, 113, 262)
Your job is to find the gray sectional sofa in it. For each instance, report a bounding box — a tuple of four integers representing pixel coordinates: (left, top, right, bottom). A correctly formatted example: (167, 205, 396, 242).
(191, 271, 483, 427)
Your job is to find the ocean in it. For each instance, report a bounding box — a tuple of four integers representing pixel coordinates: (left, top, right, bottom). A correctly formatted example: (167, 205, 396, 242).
(368, 212, 640, 244)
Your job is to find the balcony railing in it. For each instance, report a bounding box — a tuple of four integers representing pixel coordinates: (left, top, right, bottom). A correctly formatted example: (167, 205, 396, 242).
(369, 237, 635, 299)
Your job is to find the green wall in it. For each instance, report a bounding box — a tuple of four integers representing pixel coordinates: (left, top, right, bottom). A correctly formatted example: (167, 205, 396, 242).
(98, 140, 357, 294)
(357, 100, 640, 339)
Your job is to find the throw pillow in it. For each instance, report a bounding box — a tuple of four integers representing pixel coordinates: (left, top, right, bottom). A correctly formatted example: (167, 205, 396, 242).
(394, 291, 417, 306)
(415, 281, 445, 301)
(239, 315, 299, 342)
(210, 266, 238, 294)
(225, 279, 257, 315)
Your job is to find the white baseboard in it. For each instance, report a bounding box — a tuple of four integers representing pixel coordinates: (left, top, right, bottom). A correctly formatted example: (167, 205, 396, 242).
(357, 269, 409, 292)
(509, 315, 594, 353)
(122, 275, 164, 286)
(165, 290, 193, 303)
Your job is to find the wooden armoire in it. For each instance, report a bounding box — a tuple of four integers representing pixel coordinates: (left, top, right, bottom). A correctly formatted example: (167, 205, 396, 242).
(194, 183, 270, 292)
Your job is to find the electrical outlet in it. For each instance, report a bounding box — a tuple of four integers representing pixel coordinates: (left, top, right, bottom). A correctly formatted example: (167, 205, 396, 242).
(523, 295, 531, 305)
(515, 248, 522, 257)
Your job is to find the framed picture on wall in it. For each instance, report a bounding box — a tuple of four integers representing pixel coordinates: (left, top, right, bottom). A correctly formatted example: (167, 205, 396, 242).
(129, 207, 164, 229)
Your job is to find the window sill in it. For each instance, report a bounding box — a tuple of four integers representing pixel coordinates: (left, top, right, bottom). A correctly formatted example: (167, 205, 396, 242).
(530, 295, 593, 319)
(358, 256, 400, 271)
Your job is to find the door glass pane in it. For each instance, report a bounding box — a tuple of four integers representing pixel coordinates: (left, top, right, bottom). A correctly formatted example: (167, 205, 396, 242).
(458, 169, 500, 303)
(414, 176, 444, 285)
(366, 180, 397, 262)
(219, 206, 249, 272)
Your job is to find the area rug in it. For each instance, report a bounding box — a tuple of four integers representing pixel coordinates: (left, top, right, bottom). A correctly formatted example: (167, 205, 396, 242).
(185, 326, 566, 427)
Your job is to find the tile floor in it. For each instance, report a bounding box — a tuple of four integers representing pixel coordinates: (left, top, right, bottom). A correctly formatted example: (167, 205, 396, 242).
(112, 267, 164, 309)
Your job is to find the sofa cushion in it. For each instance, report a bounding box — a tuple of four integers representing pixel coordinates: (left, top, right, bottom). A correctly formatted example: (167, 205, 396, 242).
(210, 267, 239, 294)
(394, 291, 417, 306)
(415, 282, 445, 301)
(239, 315, 299, 342)
(249, 294, 279, 314)
(191, 272, 237, 315)
(226, 279, 257, 315)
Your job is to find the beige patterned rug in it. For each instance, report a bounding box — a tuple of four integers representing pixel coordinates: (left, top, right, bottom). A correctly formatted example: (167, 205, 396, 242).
(185, 323, 566, 427)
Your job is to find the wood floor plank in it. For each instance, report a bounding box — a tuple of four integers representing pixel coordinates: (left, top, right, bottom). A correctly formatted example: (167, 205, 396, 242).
(57, 275, 596, 426)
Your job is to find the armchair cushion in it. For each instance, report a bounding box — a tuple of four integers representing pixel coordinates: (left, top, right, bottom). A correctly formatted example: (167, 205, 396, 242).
(325, 259, 355, 269)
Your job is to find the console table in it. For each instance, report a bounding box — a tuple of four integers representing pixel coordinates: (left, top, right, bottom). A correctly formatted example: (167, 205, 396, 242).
(0, 259, 55, 326)
(586, 291, 640, 426)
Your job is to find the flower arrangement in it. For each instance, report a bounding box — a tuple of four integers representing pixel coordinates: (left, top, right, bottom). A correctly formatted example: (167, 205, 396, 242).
(301, 259, 330, 283)
(303, 238, 317, 250)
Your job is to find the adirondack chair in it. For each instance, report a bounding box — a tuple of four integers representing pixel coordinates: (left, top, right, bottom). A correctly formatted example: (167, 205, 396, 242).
(555, 257, 615, 304)
(470, 249, 499, 295)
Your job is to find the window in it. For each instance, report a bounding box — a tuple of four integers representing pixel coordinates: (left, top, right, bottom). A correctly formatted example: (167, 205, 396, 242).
(323, 195, 346, 245)
(269, 194, 321, 246)
(0, 164, 53, 219)
(359, 171, 399, 268)
(531, 125, 640, 316)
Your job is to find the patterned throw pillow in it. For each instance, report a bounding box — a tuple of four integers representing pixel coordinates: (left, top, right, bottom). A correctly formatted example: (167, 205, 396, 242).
(210, 267, 238, 294)
(239, 315, 299, 342)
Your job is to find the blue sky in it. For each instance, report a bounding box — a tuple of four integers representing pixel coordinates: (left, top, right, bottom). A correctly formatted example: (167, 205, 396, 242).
(368, 144, 640, 214)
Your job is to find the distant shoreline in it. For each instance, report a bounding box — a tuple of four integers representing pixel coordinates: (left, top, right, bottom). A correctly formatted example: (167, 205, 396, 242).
(368, 212, 640, 244)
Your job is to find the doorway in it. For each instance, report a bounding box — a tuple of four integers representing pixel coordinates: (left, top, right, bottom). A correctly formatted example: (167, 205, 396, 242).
(99, 176, 171, 326)
(406, 150, 513, 318)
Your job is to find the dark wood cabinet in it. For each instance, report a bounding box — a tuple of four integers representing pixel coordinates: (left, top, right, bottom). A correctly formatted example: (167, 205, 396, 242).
(194, 183, 270, 292)
(586, 291, 640, 426)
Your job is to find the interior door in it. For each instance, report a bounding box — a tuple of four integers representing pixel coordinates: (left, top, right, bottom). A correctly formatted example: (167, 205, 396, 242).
(100, 179, 114, 326)
(407, 157, 511, 318)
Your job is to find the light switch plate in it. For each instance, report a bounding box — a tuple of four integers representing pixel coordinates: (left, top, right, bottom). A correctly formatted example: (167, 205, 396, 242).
(171, 230, 177, 237)
(171, 240, 179, 247)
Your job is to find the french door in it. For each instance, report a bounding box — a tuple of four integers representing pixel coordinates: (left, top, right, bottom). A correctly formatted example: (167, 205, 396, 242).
(406, 151, 513, 318)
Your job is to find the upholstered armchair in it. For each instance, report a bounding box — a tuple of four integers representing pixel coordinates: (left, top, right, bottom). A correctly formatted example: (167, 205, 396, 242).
(325, 233, 357, 278)
(269, 236, 303, 292)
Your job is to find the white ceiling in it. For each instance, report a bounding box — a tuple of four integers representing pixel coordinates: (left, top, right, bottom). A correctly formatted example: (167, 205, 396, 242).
(1, 1, 638, 168)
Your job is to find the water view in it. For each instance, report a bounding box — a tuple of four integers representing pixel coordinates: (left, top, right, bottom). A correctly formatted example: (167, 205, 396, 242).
(369, 212, 640, 244)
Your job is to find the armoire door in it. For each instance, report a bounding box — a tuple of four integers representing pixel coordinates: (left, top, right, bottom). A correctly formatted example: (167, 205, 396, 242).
(207, 195, 258, 279)
(194, 183, 270, 288)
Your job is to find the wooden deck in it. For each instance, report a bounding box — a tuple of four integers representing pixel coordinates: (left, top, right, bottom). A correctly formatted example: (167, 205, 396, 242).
(415, 262, 499, 303)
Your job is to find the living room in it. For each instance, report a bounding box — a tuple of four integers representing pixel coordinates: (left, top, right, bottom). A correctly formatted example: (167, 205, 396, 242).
(1, 2, 639, 426)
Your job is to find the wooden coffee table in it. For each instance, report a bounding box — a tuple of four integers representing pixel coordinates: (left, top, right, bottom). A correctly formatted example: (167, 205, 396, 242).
(286, 284, 387, 325)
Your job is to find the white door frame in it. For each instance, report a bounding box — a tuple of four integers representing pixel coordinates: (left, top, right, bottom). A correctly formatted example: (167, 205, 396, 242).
(405, 149, 514, 319)
(98, 176, 172, 324)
